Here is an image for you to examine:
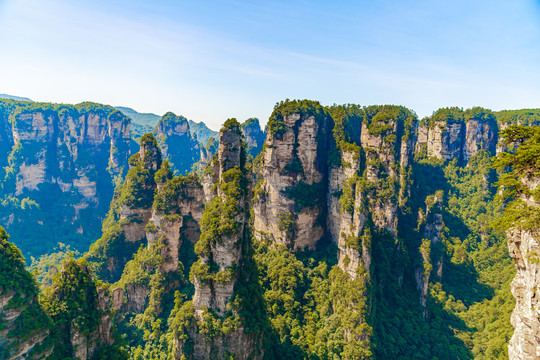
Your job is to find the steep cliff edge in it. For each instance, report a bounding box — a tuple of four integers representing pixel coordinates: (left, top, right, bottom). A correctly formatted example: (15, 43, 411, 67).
(416, 107, 498, 165)
(171, 119, 261, 360)
(155, 112, 201, 175)
(241, 117, 266, 158)
(40, 258, 126, 360)
(0, 99, 131, 257)
(493, 125, 540, 360)
(85, 134, 162, 282)
(253, 100, 331, 251)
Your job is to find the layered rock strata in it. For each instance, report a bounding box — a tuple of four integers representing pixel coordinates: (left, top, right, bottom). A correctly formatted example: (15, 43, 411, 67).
(416, 107, 498, 165)
(253, 103, 331, 251)
(0, 100, 131, 256)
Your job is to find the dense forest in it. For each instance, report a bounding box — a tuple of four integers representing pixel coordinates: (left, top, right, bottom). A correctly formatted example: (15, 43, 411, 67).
(1, 99, 540, 359)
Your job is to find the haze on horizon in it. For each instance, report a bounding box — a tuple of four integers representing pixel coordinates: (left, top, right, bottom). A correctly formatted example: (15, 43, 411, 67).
(0, 0, 539, 130)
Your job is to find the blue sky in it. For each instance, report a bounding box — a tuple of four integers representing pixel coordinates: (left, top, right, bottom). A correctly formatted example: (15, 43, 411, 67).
(0, 0, 539, 130)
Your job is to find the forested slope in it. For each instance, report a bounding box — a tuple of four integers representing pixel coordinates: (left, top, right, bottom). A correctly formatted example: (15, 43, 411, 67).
(2, 99, 539, 359)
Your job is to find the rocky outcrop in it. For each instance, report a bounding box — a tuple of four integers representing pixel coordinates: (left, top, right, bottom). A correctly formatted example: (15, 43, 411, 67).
(85, 134, 162, 282)
(146, 174, 204, 273)
(415, 107, 498, 165)
(508, 228, 540, 360)
(180, 119, 261, 360)
(415, 191, 443, 312)
(253, 101, 331, 251)
(241, 117, 266, 158)
(10, 104, 130, 208)
(156, 112, 200, 174)
(0, 100, 131, 257)
(331, 151, 371, 279)
(70, 286, 115, 360)
(193, 120, 246, 316)
(119, 134, 162, 244)
(506, 177, 540, 359)
(0, 292, 50, 360)
(42, 259, 123, 360)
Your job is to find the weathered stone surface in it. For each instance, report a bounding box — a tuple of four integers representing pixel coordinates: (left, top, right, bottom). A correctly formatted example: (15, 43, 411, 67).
(69, 287, 115, 360)
(0, 103, 132, 255)
(194, 123, 245, 316)
(253, 112, 330, 251)
(185, 120, 261, 360)
(175, 329, 263, 360)
(415, 192, 443, 312)
(0, 292, 49, 360)
(508, 228, 540, 360)
(146, 180, 204, 273)
(415, 116, 498, 165)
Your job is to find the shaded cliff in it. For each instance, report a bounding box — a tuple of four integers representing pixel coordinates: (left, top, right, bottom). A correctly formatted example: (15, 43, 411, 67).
(155, 112, 201, 175)
(241, 117, 266, 158)
(40, 258, 126, 360)
(0, 99, 132, 257)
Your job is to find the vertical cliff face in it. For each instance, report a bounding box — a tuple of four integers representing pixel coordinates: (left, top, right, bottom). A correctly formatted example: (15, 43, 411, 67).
(500, 169, 540, 359)
(173, 119, 261, 360)
(119, 134, 162, 244)
(327, 106, 416, 281)
(253, 101, 331, 251)
(0, 100, 132, 257)
(415, 191, 443, 311)
(241, 117, 266, 158)
(85, 134, 162, 282)
(192, 119, 246, 316)
(1, 227, 124, 360)
(507, 227, 540, 360)
(146, 171, 204, 273)
(415, 107, 498, 165)
(155, 112, 201, 175)
(10, 105, 130, 208)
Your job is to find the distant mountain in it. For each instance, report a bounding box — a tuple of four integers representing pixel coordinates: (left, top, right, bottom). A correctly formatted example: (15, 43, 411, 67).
(0, 93, 32, 102)
(115, 106, 219, 146)
(241, 117, 266, 157)
(189, 119, 219, 144)
(114, 106, 161, 126)
(0, 99, 132, 258)
(155, 112, 201, 175)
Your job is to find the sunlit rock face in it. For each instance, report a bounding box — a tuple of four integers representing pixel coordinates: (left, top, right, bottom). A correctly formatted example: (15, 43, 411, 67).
(0, 101, 131, 256)
(506, 175, 540, 360)
(253, 108, 331, 251)
(415, 108, 498, 165)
